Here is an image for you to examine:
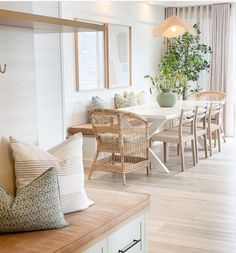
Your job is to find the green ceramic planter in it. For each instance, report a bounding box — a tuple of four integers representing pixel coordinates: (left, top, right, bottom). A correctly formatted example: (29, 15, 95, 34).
(156, 91, 177, 107)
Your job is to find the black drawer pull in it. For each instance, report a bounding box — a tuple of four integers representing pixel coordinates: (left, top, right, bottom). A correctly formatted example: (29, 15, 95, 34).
(118, 239, 141, 253)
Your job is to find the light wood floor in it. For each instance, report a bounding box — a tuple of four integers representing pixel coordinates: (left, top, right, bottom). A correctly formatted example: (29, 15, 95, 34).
(85, 138, 236, 253)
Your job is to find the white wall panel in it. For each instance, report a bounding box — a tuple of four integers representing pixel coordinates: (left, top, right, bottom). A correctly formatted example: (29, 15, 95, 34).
(0, 7, 38, 144)
(0, 1, 64, 149)
(61, 1, 165, 129)
(33, 2, 64, 149)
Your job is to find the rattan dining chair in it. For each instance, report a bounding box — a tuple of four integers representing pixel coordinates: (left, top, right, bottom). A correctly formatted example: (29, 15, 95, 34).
(187, 91, 226, 143)
(187, 91, 226, 101)
(88, 109, 150, 185)
(150, 108, 197, 172)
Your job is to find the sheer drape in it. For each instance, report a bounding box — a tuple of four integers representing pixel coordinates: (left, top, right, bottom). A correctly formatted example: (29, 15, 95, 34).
(227, 4, 236, 136)
(210, 4, 232, 136)
(210, 4, 230, 93)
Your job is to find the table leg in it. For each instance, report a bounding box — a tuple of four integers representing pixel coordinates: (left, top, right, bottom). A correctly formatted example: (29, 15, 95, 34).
(197, 136, 205, 148)
(149, 148, 170, 173)
(148, 118, 170, 173)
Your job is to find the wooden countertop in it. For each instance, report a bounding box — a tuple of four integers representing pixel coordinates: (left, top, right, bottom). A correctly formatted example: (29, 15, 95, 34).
(0, 188, 150, 253)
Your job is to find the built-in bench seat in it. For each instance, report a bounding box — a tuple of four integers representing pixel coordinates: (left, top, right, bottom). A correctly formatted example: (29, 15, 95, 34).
(0, 188, 150, 253)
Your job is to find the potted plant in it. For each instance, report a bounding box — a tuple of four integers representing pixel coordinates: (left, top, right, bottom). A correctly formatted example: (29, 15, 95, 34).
(144, 70, 177, 107)
(160, 24, 212, 100)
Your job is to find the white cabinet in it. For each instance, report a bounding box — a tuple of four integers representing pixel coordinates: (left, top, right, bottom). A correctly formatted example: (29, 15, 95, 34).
(84, 214, 146, 253)
(84, 238, 107, 253)
(108, 215, 145, 253)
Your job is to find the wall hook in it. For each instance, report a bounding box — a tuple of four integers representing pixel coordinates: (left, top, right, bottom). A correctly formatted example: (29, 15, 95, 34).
(0, 64, 7, 74)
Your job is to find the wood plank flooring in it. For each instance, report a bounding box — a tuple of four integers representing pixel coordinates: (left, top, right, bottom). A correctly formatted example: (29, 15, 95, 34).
(85, 138, 236, 253)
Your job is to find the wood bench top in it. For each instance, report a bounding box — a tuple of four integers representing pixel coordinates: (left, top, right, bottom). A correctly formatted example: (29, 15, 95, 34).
(0, 188, 150, 253)
(68, 124, 94, 136)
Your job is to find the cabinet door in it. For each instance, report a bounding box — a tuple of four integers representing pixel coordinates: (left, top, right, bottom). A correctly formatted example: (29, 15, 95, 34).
(83, 238, 107, 253)
(107, 215, 146, 253)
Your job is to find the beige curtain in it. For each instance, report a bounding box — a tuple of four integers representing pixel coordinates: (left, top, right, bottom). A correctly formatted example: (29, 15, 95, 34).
(226, 4, 236, 136)
(165, 7, 177, 18)
(210, 4, 232, 136)
(210, 4, 230, 92)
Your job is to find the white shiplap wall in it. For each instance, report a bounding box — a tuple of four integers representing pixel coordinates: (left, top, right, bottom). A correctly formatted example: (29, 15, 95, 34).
(0, 2, 38, 144)
(0, 2, 64, 149)
(33, 2, 64, 149)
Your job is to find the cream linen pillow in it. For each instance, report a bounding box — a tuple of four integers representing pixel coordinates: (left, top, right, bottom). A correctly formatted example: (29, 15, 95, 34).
(9, 134, 93, 214)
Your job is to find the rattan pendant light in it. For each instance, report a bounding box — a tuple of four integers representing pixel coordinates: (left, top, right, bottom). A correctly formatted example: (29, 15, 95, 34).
(153, 15, 197, 38)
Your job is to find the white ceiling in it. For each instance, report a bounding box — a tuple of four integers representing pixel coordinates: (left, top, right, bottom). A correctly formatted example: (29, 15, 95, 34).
(149, 0, 234, 7)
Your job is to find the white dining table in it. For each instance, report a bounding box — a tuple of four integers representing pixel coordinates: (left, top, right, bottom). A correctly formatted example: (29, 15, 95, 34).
(120, 100, 219, 173)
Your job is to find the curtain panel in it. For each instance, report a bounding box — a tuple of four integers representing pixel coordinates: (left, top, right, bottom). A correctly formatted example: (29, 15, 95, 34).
(227, 4, 236, 136)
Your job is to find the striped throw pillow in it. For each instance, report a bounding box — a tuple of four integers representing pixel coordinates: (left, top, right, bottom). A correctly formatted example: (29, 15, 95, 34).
(9, 134, 93, 214)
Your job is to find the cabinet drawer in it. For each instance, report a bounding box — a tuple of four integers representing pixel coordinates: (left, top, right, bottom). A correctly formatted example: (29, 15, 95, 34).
(107, 215, 145, 253)
(83, 238, 107, 253)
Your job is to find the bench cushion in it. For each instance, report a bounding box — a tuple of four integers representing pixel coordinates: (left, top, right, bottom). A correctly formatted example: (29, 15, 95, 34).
(68, 124, 94, 136)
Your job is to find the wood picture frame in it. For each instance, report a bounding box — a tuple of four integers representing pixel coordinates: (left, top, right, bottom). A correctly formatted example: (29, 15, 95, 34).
(74, 19, 106, 91)
(106, 24, 132, 89)
(74, 20, 132, 91)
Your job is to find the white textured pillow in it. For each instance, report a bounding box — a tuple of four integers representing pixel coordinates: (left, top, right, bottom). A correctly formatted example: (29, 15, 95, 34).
(136, 91, 146, 105)
(114, 92, 137, 108)
(9, 134, 93, 214)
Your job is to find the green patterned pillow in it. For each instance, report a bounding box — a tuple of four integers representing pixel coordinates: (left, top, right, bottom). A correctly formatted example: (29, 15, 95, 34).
(0, 167, 68, 234)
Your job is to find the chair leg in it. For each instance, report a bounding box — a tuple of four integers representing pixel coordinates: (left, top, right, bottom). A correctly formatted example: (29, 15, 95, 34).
(146, 166, 149, 175)
(214, 138, 217, 148)
(122, 173, 126, 185)
(149, 140, 152, 170)
(220, 125, 226, 143)
(111, 152, 115, 164)
(88, 151, 99, 180)
(203, 134, 208, 158)
(195, 135, 199, 163)
(209, 131, 213, 156)
(146, 147, 150, 175)
(191, 140, 196, 166)
(177, 144, 180, 155)
(179, 142, 185, 172)
(163, 142, 168, 163)
(217, 129, 221, 152)
(121, 153, 126, 185)
(88, 167, 94, 180)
